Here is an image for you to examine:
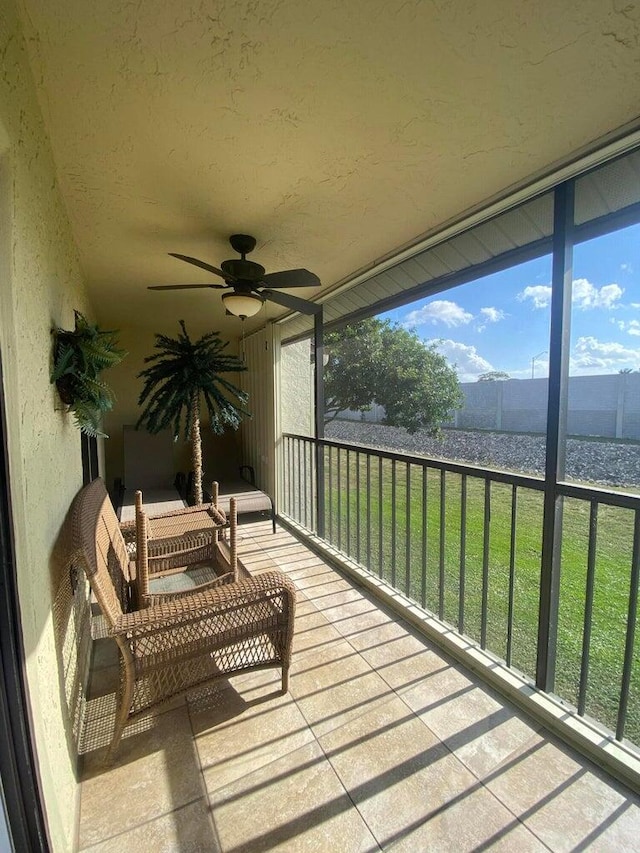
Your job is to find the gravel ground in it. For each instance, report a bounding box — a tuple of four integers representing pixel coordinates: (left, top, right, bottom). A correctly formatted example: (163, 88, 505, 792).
(325, 421, 640, 489)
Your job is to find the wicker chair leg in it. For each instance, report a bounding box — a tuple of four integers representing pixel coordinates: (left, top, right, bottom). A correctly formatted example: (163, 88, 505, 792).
(281, 663, 290, 694)
(106, 654, 134, 762)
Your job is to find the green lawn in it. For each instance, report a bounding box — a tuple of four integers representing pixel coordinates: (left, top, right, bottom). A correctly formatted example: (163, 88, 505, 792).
(316, 450, 640, 746)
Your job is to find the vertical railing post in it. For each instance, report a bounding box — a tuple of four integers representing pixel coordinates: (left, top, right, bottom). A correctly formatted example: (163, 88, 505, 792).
(536, 181, 574, 692)
(314, 309, 326, 538)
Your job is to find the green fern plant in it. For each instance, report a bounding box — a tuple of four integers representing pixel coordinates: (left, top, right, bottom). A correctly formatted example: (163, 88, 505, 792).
(51, 310, 127, 437)
(137, 321, 249, 504)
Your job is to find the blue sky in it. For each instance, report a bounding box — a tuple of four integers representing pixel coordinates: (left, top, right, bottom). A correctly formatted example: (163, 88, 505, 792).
(381, 221, 640, 383)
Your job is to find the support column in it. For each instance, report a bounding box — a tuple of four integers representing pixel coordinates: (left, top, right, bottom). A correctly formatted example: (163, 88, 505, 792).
(536, 181, 574, 692)
(313, 310, 326, 538)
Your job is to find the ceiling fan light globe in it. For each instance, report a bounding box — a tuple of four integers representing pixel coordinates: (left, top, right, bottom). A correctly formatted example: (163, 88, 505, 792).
(222, 291, 264, 318)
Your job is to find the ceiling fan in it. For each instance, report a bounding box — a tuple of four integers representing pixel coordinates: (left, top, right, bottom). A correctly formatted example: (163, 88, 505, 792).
(149, 234, 321, 318)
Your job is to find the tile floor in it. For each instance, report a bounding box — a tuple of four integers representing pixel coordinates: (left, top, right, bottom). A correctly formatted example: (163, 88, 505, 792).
(77, 521, 640, 852)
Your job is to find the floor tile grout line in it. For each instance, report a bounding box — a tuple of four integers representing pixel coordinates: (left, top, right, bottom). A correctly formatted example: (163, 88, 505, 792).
(77, 795, 207, 852)
(187, 525, 640, 845)
(244, 523, 558, 850)
(283, 648, 385, 851)
(240, 527, 386, 850)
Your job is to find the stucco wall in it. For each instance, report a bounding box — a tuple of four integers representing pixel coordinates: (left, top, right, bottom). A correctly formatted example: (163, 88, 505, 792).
(0, 2, 92, 849)
(280, 338, 313, 436)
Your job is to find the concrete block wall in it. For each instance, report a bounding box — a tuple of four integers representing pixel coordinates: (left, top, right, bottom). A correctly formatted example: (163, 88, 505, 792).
(454, 373, 640, 439)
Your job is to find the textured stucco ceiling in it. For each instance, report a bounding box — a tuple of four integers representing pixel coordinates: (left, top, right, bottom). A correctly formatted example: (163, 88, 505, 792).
(18, 0, 640, 336)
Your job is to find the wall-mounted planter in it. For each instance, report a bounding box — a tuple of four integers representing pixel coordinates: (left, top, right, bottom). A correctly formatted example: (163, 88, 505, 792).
(50, 310, 127, 437)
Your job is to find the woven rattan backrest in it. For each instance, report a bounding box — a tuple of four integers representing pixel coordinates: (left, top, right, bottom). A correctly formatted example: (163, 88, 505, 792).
(70, 478, 132, 627)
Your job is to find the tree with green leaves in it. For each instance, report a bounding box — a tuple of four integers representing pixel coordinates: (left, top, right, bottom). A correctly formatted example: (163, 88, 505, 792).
(324, 318, 462, 434)
(477, 370, 510, 381)
(137, 321, 249, 505)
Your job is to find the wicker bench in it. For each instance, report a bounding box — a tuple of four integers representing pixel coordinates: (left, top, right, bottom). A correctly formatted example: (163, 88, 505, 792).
(67, 478, 295, 758)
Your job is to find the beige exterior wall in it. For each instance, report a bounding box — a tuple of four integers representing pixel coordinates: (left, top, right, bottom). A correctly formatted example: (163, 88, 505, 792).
(0, 2, 92, 849)
(238, 326, 277, 498)
(280, 337, 314, 437)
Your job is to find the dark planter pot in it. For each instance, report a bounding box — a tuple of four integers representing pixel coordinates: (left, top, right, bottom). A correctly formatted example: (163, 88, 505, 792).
(55, 375, 76, 406)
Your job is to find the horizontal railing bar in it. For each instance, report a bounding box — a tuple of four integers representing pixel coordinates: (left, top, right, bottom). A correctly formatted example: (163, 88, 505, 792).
(284, 433, 546, 491)
(284, 433, 640, 511)
(557, 481, 640, 511)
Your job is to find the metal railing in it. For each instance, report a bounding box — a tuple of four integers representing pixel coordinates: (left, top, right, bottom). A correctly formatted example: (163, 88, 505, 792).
(282, 432, 640, 747)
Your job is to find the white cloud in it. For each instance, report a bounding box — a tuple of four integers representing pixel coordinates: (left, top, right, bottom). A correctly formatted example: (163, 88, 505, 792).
(611, 319, 640, 336)
(479, 307, 505, 323)
(572, 278, 623, 309)
(518, 279, 624, 311)
(518, 285, 552, 309)
(403, 300, 473, 328)
(429, 338, 493, 382)
(621, 263, 633, 274)
(571, 336, 640, 373)
(476, 305, 506, 332)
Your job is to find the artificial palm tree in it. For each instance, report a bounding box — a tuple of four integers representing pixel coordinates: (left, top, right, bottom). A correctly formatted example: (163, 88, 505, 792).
(137, 321, 249, 505)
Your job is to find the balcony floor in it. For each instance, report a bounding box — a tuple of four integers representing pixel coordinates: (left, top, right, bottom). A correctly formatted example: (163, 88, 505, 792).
(78, 520, 640, 852)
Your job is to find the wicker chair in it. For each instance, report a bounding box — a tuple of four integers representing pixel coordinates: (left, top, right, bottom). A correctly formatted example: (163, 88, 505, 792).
(68, 478, 296, 758)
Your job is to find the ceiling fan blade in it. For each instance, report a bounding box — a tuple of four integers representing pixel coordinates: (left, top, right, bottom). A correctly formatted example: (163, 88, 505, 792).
(168, 252, 234, 281)
(148, 283, 226, 291)
(262, 268, 320, 289)
(261, 288, 321, 315)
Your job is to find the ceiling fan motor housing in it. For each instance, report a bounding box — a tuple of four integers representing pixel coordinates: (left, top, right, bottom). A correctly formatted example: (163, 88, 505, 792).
(221, 258, 265, 280)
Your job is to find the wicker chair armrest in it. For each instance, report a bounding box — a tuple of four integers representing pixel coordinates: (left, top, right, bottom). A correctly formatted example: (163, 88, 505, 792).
(113, 570, 296, 636)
